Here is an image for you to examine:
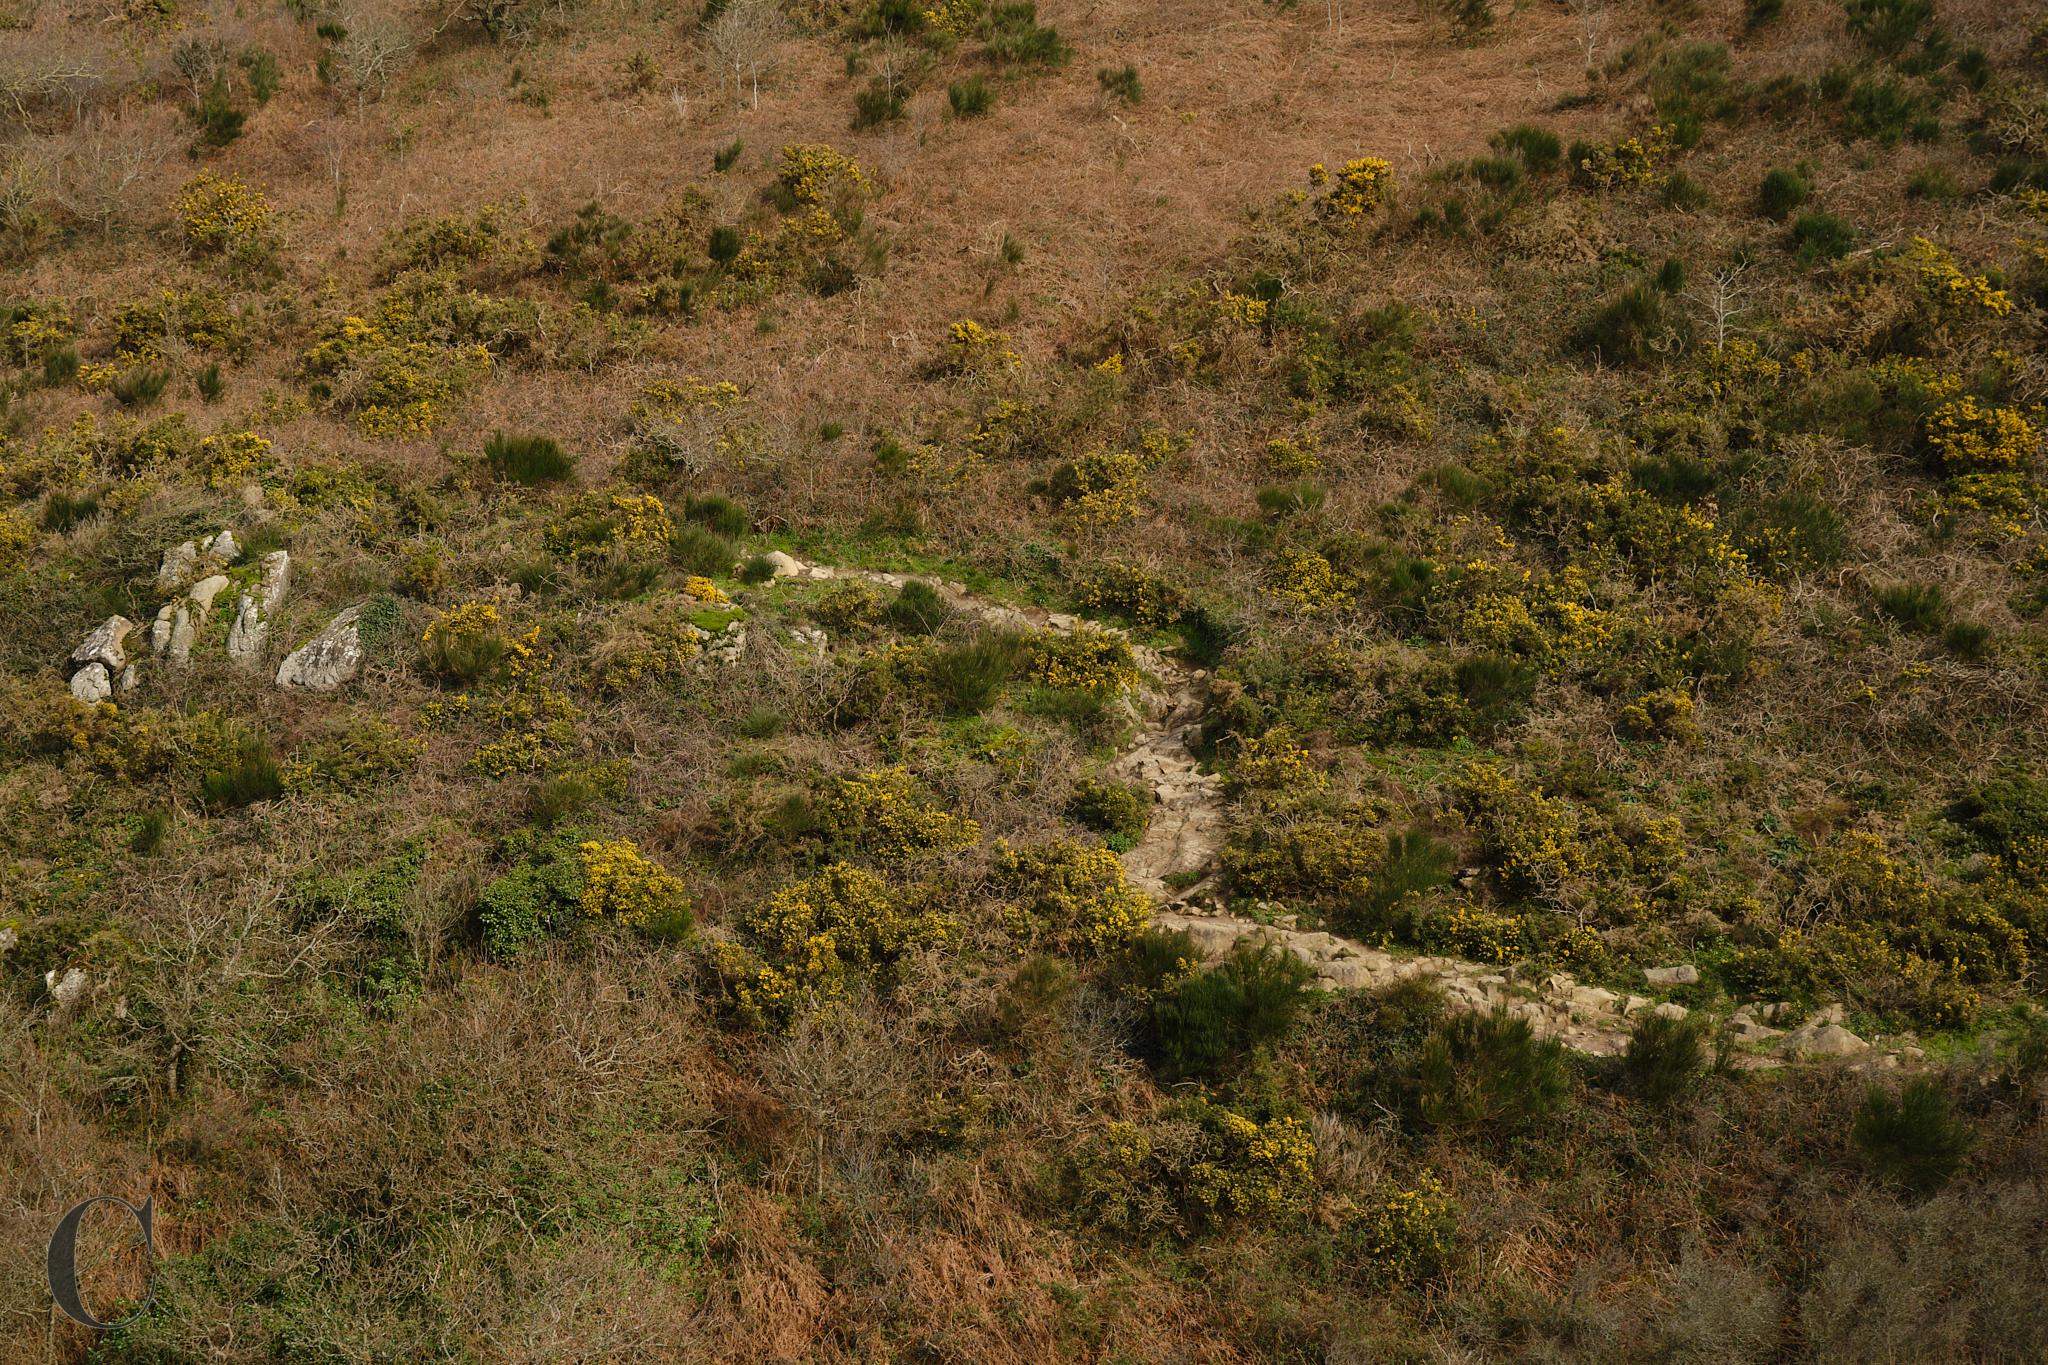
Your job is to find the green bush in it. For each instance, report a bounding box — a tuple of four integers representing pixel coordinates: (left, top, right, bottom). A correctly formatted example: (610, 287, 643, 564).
(1756, 166, 1809, 220)
(1843, 0, 1932, 55)
(475, 828, 586, 959)
(1845, 77, 1919, 145)
(949, 76, 994, 118)
(683, 493, 748, 537)
(1791, 211, 1857, 262)
(112, 367, 171, 408)
(708, 225, 743, 264)
(712, 138, 743, 172)
(1661, 171, 1710, 210)
(1097, 64, 1142, 105)
(1147, 942, 1314, 1079)
(1620, 1012, 1709, 1105)
(1874, 581, 1946, 633)
(41, 345, 78, 385)
(1571, 284, 1691, 366)
(925, 633, 1027, 715)
(238, 46, 280, 104)
(485, 431, 575, 485)
(1492, 123, 1560, 173)
(193, 76, 245, 147)
(201, 738, 285, 811)
(1906, 166, 1957, 199)
(1413, 1008, 1570, 1132)
(1348, 829, 1456, 935)
(983, 2, 1068, 65)
(41, 491, 99, 532)
(1942, 621, 1991, 661)
(1853, 1077, 1973, 1193)
(669, 525, 736, 578)
(1066, 776, 1150, 844)
(195, 363, 224, 402)
(853, 77, 906, 129)
(885, 580, 951, 635)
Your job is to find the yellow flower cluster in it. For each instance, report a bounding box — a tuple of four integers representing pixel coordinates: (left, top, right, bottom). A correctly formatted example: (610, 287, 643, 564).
(1030, 626, 1141, 695)
(192, 430, 274, 489)
(1188, 1113, 1316, 1220)
(576, 838, 688, 927)
(175, 171, 275, 257)
(1229, 728, 1324, 792)
(1274, 549, 1352, 612)
(939, 318, 1021, 373)
(1575, 125, 1676, 189)
(1456, 762, 1587, 899)
(777, 144, 870, 206)
(635, 376, 744, 415)
(1927, 396, 2039, 472)
(722, 862, 948, 1026)
(1617, 688, 1698, 743)
(1904, 236, 2014, 316)
(1320, 157, 1393, 217)
(994, 839, 1152, 953)
(1264, 436, 1321, 476)
(681, 575, 730, 605)
(422, 600, 501, 645)
(1422, 901, 1526, 965)
(1351, 1171, 1456, 1286)
(817, 766, 981, 861)
(1060, 446, 1147, 526)
(3, 301, 71, 365)
(0, 508, 35, 572)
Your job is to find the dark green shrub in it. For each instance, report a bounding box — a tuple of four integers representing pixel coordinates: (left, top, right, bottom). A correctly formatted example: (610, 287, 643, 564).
(112, 367, 171, 408)
(201, 739, 285, 811)
(861, 0, 925, 34)
(1571, 284, 1691, 366)
(1620, 1012, 1709, 1105)
(885, 580, 951, 635)
(853, 77, 906, 129)
(1661, 170, 1710, 210)
(1440, 0, 1494, 40)
(421, 623, 505, 685)
(1843, 0, 1932, 56)
(1256, 483, 1326, 518)
(925, 633, 1027, 715)
(1492, 123, 1560, 173)
(738, 552, 778, 584)
(41, 345, 77, 385)
(982, 2, 1068, 65)
(669, 525, 736, 577)
(1413, 1008, 1570, 1131)
(1656, 256, 1687, 292)
(475, 829, 586, 959)
(1905, 166, 1957, 199)
(238, 46, 281, 104)
(485, 431, 574, 485)
(1853, 1077, 1973, 1193)
(41, 491, 99, 532)
(1791, 211, 1857, 262)
(1875, 581, 1946, 632)
(707, 225, 742, 264)
(1746, 0, 1783, 27)
(949, 75, 994, 117)
(1953, 47, 1990, 91)
(1147, 942, 1314, 1079)
(195, 363, 224, 402)
(1845, 77, 1918, 145)
(1756, 166, 1810, 220)
(713, 138, 743, 172)
(1943, 621, 1991, 661)
(1066, 776, 1150, 844)
(1347, 829, 1456, 935)
(131, 809, 170, 855)
(1106, 925, 1201, 996)
(291, 844, 426, 1010)
(682, 493, 747, 538)
(739, 706, 784, 738)
(193, 76, 245, 147)
(1097, 64, 1142, 104)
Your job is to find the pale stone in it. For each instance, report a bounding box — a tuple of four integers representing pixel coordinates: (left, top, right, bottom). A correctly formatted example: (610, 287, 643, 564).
(1652, 1001, 1690, 1020)
(69, 616, 134, 672)
(1779, 1022, 1868, 1059)
(45, 967, 88, 1009)
(226, 552, 290, 667)
(156, 539, 200, 589)
(69, 662, 111, 703)
(1644, 964, 1700, 987)
(276, 604, 366, 691)
(187, 573, 230, 611)
(206, 529, 240, 560)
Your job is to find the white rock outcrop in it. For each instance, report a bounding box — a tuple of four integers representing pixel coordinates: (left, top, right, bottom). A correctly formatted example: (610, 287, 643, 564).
(276, 604, 367, 691)
(226, 551, 290, 667)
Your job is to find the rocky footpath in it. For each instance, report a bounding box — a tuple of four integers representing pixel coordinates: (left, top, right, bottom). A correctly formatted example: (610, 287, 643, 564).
(763, 551, 1930, 1070)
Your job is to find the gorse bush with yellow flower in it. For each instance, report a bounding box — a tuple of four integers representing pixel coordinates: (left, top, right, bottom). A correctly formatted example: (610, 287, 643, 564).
(994, 838, 1152, 954)
(577, 838, 690, 930)
(717, 862, 947, 1027)
(176, 171, 276, 263)
(815, 765, 981, 861)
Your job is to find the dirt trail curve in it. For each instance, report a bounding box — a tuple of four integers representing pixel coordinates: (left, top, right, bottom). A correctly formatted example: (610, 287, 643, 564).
(767, 554, 1905, 1068)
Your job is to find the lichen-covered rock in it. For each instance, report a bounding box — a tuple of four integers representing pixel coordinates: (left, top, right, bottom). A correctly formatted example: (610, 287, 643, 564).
(69, 662, 112, 703)
(277, 604, 366, 691)
(226, 551, 290, 667)
(69, 616, 135, 672)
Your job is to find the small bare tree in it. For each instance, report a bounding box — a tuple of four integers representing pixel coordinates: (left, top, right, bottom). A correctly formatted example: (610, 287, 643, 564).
(704, 0, 783, 108)
(333, 5, 416, 116)
(1688, 263, 1756, 351)
(54, 109, 168, 229)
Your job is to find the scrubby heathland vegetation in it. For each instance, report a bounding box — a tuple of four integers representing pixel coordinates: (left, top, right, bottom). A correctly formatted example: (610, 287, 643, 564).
(4, 0, 2048, 1356)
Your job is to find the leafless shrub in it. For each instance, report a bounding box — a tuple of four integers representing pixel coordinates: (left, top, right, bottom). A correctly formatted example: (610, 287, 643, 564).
(333, 9, 417, 115)
(704, 0, 784, 108)
(51, 107, 169, 230)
